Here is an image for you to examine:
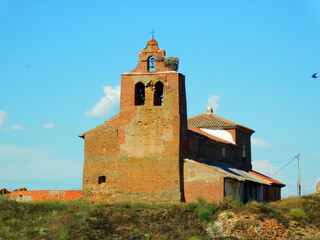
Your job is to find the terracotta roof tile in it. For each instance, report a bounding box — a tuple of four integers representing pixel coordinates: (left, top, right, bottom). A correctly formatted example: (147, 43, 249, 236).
(249, 170, 286, 186)
(188, 112, 254, 133)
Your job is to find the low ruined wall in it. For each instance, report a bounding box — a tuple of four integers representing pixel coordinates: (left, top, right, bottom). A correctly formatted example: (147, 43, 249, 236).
(10, 190, 82, 202)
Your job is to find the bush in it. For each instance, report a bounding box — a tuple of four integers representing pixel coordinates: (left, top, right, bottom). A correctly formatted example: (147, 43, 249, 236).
(249, 201, 262, 213)
(193, 197, 219, 222)
(197, 210, 211, 221)
(290, 208, 308, 219)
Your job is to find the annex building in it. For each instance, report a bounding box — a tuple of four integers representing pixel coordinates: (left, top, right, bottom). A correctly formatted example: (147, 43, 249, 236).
(80, 39, 285, 204)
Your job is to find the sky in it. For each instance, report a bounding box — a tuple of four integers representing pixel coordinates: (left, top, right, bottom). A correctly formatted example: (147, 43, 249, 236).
(1, 1, 319, 197)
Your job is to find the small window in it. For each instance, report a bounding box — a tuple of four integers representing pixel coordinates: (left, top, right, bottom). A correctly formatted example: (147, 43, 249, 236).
(135, 82, 145, 105)
(148, 56, 156, 72)
(98, 176, 106, 184)
(222, 147, 226, 157)
(242, 144, 246, 158)
(154, 81, 163, 106)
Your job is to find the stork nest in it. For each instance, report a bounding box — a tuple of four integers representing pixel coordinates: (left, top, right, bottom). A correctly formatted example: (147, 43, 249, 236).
(157, 56, 179, 71)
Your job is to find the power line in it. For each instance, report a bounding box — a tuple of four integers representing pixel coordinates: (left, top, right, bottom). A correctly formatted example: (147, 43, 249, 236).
(257, 156, 296, 163)
(270, 157, 296, 177)
(269, 156, 296, 163)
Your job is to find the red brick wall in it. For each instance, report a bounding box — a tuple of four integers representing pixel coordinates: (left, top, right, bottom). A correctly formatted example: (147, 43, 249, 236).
(10, 190, 82, 202)
(184, 159, 225, 204)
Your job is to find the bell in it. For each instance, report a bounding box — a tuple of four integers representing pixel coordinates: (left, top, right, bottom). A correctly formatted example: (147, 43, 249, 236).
(149, 60, 155, 68)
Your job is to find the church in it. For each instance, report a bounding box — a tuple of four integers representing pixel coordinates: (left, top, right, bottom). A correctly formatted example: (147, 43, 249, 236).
(79, 39, 285, 204)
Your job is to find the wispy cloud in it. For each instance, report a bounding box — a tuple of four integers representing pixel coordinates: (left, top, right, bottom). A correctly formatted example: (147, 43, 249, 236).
(0, 110, 8, 128)
(10, 125, 24, 130)
(252, 160, 284, 180)
(251, 138, 271, 148)
(43, 123, 55, 129)
(207, 94, 219, 113)
(86, 85, 121, 117)
(309, 152, 320, 158)
(0, 110, 24, 131)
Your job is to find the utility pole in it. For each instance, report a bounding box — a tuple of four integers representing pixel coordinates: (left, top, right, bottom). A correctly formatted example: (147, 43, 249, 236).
(297, 153, 301, 197)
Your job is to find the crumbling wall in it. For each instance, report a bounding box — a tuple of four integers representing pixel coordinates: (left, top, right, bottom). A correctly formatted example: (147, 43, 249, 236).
(10, 190, 82, 202)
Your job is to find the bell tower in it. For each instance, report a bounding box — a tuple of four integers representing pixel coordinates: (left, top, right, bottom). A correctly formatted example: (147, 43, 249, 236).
(115, 38, 188, 202)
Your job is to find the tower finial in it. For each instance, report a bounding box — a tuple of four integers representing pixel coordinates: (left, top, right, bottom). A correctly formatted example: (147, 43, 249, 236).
(150, 29, 155, 39)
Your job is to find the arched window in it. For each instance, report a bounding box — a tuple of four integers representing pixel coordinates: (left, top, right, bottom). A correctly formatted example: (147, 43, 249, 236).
(135, 82, 145, 105)
(148, 56, 156, 72)
(154, 81, 163, 106)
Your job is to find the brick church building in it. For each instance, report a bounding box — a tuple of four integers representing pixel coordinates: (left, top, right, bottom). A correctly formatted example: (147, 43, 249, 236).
(80, 39, 284, 204)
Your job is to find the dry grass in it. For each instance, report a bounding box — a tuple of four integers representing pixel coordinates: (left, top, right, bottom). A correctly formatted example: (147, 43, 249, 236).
(0, 194, 319, 239)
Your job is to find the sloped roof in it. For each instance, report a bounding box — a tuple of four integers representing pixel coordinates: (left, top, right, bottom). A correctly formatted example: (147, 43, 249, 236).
(249, 170, 285, 186)
(79, 113, 119, 139)
(188, 112, 254, 133)
(185, 158, 285, 187)
(188, 126, 236, 146)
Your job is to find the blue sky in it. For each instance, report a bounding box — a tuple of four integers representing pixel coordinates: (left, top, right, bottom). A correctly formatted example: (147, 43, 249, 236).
(1, 1, 319, 197)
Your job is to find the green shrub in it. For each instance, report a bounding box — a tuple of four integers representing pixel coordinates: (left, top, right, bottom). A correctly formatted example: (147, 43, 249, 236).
(232, 198, 244, 209)
(290, 208, 308, 219)
(189, 236, 202, 240)
(184, 203, 198, 212)
(130, 231, 141, 239)
(208, 203, 218, 214)
(144, 233, 151, 239)
(197, 209, 211, 221)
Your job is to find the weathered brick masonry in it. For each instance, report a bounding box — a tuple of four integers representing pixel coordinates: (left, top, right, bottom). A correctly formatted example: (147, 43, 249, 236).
(82, 39, 187, 203)
(9, 190, 82, 202)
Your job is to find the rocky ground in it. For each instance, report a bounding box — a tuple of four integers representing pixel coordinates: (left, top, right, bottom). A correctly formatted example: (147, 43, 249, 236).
(207, 211, 320, 240)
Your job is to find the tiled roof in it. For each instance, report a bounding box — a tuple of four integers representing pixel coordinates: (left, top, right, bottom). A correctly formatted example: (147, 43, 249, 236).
(185, 158, 285, 187)
(184, 158, 272, 185)
(188, 112, 254, 133)
(249, 170, 286, 186)
(188, 126, 236, 146)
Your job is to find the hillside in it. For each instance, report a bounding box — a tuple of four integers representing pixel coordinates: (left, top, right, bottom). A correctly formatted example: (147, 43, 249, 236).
(0, 195, 319, 240)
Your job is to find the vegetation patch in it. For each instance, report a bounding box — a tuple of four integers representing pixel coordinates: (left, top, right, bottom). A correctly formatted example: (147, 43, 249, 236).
(290, 208, 308, 219)
(0, 194, 319, 239)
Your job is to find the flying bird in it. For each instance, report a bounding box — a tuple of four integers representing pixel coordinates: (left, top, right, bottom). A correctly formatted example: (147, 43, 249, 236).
(311, 73, 318, 78)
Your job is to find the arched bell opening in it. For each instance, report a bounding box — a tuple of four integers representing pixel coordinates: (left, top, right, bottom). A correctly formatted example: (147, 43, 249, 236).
(135, 82, 145, 105)
(148, 56, 156, 72)
(154, 81, 163, 106)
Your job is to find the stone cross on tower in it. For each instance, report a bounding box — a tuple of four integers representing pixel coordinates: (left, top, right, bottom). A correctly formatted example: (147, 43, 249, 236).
(150, 29, 155, 39)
